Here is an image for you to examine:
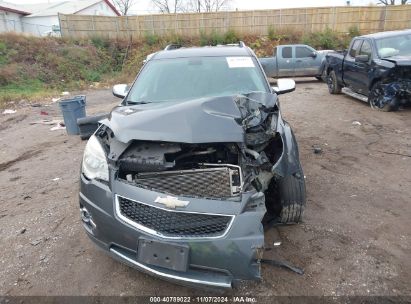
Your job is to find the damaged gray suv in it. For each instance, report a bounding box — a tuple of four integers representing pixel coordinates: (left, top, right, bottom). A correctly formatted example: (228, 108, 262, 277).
(79, 42, 306, 289)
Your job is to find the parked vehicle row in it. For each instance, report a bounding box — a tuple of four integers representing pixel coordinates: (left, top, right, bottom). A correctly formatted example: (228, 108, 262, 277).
(257, 29, 410, 112)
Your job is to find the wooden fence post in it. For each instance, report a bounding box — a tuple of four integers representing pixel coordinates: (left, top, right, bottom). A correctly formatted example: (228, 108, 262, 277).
(91, 15, 95, 31)
(304, 8, 307, 33)
(383, 6, 387, 31)
(279, 9, 282, 31)
(125, 16, 130, 40)
(175, 12, 178, 36)
(200, 13, 204, 35)
(251, 10, 255, 34)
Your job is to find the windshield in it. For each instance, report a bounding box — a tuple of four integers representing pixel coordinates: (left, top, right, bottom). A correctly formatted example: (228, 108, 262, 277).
(126, 56, 268, 104)
(376, 33, 411, 58)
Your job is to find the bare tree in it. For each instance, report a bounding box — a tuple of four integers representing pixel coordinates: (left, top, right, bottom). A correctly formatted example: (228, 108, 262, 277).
(111, 0, 136, 15)
(377, 0, 408, 4)
(152, 0, 184, 13)
(152, 0, 232, 13)
(187, 0, 232, 12)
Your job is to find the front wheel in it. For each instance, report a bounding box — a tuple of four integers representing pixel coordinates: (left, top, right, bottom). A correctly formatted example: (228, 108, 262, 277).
(265, 169, 306, 224)
(327, 70, 342, 94)
(369, 82, 399, 112)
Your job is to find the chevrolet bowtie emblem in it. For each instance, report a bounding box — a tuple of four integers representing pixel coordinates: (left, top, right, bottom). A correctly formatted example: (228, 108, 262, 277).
(154, 196, 190, 209)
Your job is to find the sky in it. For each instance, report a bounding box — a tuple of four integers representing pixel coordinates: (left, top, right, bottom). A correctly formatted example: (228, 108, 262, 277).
(5, 0, 378, 14)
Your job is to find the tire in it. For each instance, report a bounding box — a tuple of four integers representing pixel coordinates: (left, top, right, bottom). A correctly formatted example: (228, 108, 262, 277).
(368, 82, 399, 112)
(265, 168, 306, 224)
(327, 70, 342, 94)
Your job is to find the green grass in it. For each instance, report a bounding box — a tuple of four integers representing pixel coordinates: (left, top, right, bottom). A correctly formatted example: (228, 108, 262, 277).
(302, 28, 342, 49)
(0, 33, 132, 107)
(0, 79, 57, 106)
(198, 29, 241, 46)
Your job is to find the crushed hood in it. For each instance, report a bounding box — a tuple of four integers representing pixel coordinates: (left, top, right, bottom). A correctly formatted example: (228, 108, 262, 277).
(102, 93, 277, 144)
(382, 56, 411, 66)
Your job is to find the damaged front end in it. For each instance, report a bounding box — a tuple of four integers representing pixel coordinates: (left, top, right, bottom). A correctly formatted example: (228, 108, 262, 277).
(79, 92, 303, 289)
(370, 62, 411, 110)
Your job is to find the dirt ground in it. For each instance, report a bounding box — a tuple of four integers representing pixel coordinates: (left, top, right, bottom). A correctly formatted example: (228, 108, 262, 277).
(0, 79, 410, 297)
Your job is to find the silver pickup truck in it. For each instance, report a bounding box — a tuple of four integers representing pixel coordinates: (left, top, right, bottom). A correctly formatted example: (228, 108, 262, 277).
(259, 44, 332, 79)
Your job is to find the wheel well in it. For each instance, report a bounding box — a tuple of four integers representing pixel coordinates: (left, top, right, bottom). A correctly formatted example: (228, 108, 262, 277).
(369, 78, 381, 92)
(326, 66, 332, 75)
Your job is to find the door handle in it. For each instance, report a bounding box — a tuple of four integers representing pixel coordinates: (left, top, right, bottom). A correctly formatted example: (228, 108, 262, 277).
(296, 60, 302, 62)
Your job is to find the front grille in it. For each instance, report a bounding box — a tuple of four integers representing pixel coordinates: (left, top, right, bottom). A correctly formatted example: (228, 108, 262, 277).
(134, 166, 241, 199)
(117, 196, 233, 238)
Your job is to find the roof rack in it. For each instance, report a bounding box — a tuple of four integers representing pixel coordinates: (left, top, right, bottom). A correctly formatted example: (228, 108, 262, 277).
(164, 41, 246, 50)
(217, 41, 246, 48)
(164, 44, 182, 51)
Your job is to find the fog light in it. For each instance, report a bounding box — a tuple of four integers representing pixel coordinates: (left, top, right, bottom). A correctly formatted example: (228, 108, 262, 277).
(80, 207, 96, 229)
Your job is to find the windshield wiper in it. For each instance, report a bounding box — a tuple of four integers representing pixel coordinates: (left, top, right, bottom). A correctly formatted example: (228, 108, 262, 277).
(126, 100, 153, 105)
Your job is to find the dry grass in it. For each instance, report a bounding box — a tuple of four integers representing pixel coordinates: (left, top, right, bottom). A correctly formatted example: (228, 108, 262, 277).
(0, 29, 358, 107)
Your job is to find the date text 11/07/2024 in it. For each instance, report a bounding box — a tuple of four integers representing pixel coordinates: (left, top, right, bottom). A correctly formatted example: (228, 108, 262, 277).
(149, 296, 258, 303)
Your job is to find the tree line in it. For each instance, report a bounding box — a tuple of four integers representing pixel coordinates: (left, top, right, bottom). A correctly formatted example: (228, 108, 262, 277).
(112, 0, 408, 16)
(112, 0, 232, 15)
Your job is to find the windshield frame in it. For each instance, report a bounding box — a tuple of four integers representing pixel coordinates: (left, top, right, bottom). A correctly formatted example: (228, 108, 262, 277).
(122, 54, 272, 106)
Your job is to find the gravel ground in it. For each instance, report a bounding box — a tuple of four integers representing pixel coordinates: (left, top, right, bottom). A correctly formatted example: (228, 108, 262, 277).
(0, 80, 410, 298)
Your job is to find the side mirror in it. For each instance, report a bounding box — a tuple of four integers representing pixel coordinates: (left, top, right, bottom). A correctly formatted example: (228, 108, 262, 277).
(355, 54, 369, 63)
(272, 79, 296, 95)
(310, 51, 317, 58)
(112, 84, 129, 99)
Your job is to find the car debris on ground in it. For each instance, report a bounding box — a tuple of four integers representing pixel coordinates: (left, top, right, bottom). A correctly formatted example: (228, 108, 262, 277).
(2, 109, 16, 114)
(50, 122, 66, 131)
(312, 146, 323, 154)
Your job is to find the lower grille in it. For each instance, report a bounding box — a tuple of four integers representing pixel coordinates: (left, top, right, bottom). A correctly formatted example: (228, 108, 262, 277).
(134, 166, 241, 199)
(117, 196, 233, 238)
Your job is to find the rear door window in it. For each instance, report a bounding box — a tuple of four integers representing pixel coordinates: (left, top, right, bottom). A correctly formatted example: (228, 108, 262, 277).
(282, 47, 292, 59)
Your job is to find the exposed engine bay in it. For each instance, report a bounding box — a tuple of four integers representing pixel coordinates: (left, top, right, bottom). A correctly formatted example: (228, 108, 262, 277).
(95, 92, 289, 205)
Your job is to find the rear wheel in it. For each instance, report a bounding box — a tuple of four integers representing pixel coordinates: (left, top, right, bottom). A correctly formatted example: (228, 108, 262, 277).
(369, 82, 399, 112)
(265, 168, 306, 224)
(327, 70, 342, 94)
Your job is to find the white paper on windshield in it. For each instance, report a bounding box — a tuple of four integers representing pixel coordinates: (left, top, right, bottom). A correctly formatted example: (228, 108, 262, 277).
(226, 57, 255, 68)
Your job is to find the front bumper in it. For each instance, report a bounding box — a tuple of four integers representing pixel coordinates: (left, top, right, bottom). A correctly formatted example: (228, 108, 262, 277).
(79, 174, 266, 289)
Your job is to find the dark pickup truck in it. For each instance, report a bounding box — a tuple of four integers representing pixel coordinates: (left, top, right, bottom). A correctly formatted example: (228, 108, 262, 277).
(325, 29, 411, 111)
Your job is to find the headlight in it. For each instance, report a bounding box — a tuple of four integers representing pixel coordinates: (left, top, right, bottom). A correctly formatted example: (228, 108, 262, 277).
(82, 135, 109, 181)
